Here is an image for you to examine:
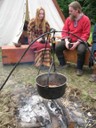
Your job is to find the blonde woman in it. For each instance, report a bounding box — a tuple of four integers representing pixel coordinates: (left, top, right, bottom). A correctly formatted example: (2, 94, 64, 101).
(28, 7, 51, 69)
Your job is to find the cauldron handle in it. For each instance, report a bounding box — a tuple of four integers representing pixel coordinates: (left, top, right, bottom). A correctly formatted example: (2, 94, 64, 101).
(46, 57, 56, 87)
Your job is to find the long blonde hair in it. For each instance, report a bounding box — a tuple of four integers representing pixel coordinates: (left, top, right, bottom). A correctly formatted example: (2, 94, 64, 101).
(35, 7, 46, 32)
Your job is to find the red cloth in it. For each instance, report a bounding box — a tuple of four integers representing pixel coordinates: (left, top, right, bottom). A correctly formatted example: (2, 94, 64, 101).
(62, 15, 91, 42)
(30, 41, 50, 52)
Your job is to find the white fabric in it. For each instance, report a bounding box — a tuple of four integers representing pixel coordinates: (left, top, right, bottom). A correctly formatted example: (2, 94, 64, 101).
(0, 0, 26, 46)
(28, 0, 64, 36)
(0, 0, 64, 46)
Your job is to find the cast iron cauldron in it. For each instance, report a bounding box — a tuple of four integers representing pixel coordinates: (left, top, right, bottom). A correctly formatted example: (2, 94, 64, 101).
(36, 72, 67, 99)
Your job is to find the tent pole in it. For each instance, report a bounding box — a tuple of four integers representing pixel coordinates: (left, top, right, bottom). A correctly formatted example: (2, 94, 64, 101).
(26, 0, 29, 21)
(52, 0, 65, 23)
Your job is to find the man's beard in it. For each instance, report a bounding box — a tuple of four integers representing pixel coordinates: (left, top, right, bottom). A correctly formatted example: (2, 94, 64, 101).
(69, 15, 76, 20)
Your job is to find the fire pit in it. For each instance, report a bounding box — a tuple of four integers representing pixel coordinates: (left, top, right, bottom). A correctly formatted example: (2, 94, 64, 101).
(16, 93, 86, 128)
(1, 85, 94, 128)
(36, 72, 67, 99)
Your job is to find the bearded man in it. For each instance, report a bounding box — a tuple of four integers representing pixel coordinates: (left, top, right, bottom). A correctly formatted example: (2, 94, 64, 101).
(55, 1, 91, 76)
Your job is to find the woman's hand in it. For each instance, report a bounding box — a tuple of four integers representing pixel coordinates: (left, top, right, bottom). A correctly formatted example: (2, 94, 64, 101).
(37, 38, 42, 42)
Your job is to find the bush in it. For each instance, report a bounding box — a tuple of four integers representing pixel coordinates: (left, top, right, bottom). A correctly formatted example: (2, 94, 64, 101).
(57, 0, 96, 24)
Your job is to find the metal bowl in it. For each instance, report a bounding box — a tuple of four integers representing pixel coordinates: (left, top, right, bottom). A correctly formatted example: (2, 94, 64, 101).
(36, 72, 67, 99)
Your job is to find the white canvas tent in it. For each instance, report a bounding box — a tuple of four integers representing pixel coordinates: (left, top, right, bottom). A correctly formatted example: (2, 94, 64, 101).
(0, 0, 65, 46)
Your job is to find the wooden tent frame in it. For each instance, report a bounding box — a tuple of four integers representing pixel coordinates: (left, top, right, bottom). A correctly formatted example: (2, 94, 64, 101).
(52, 0, 65, 23)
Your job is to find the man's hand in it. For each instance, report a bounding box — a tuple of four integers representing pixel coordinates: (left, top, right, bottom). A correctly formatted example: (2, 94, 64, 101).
(69, 41, 80, 50)
(65, 38, 70, 49)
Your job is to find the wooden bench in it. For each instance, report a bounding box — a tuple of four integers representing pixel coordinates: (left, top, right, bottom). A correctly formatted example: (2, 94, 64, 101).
(54, 37, 91, 65)
(63, 49, 96, 76)
(64, 49, 90, 65)
(1, 45, 35, 65)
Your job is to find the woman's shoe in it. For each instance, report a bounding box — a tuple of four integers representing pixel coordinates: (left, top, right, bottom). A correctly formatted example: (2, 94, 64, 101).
(14, 43, 21, 47)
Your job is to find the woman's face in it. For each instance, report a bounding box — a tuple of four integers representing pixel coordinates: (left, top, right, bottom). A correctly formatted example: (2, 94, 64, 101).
(39, 9, 45, 20)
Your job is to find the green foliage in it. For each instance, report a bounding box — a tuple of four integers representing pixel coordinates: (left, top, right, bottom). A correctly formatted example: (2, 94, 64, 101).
(56, 0, 74, 18)
(56, 0, 96, 24)
(81, 0, 96, 24)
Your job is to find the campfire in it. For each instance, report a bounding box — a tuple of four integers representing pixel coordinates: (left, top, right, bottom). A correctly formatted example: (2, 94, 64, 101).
(0, 84, 96, 128)
(17, 95, 68, 128)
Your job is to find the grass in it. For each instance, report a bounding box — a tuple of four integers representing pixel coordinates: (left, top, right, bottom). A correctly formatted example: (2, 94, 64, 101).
(0, 25, 96, 127)
(0, 44, 96, 127)
(0, 53, 95, 103)
(0, 40, 96, 104)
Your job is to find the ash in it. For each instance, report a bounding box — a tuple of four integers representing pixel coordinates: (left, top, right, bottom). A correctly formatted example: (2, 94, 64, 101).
(15, 86, 88, 128)
(17, 95, 68, 128)
(18, 95, 50, 127)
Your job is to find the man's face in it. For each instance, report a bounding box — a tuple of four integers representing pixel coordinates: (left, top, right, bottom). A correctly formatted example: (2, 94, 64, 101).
(69, 6, 78, 19)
